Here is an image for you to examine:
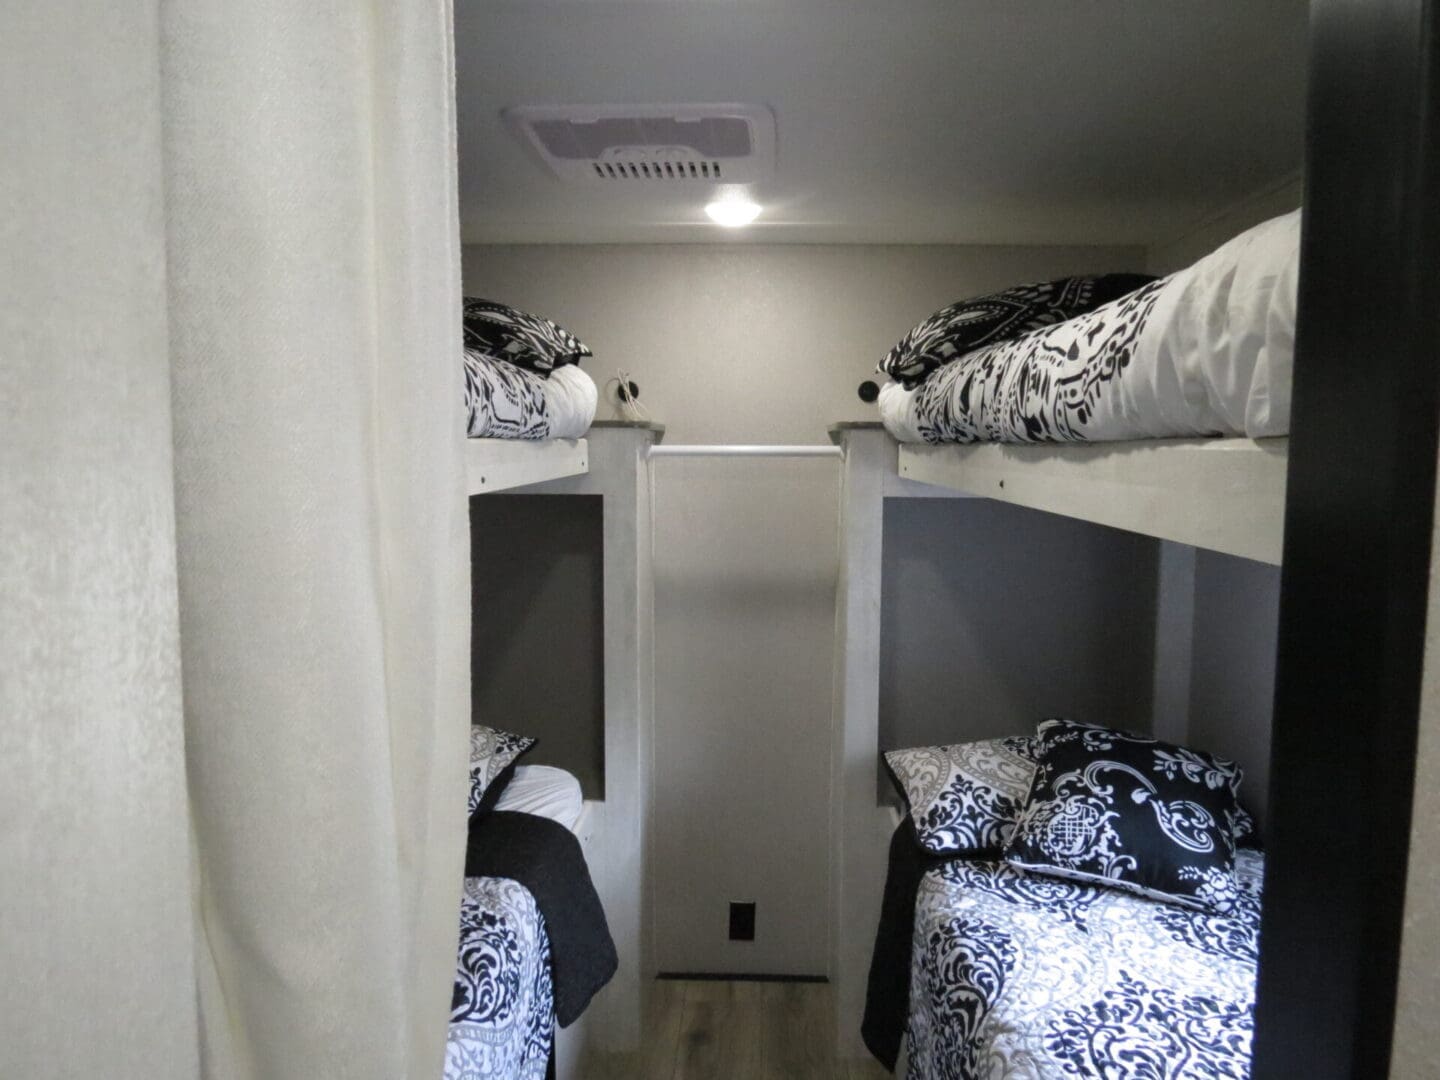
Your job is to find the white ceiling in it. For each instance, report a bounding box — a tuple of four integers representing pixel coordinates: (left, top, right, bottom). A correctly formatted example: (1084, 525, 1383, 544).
(454, 1, 1308, 247)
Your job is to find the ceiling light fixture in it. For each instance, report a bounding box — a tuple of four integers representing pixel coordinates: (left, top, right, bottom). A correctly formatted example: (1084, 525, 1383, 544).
(705, 197, 762, 228)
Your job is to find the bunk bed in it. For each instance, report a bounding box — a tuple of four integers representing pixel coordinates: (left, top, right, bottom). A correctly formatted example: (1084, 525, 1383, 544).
(832, 211, 1299, 1077)
(463, 419, 665, 1078)
(462, 297, 601, 494)
(447, 762, 599, 1080)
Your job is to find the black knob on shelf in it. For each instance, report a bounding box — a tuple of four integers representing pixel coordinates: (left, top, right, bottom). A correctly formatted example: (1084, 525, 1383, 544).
(618, 380, 640, 403)
(857, 380, 880, 403)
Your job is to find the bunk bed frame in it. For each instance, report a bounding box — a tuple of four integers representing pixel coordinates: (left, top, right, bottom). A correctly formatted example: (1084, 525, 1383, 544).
(898, 436, 1288, 566)
(1257, 2, 1437, 1074)
(827, 422, 1287, 1063)
(465, 436, 590, 494)
(468, 419, 664, 1077)
(833, 2, 1439, 1069)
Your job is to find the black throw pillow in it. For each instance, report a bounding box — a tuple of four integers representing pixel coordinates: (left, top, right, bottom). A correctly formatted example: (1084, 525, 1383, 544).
(1004, 719, 1246, 912)
(879, 273, 1156, 389)
(462, 298, 592, 376)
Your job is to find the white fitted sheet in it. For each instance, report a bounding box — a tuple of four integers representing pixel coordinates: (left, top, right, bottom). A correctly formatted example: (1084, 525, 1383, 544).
(492, 764, 585, 834)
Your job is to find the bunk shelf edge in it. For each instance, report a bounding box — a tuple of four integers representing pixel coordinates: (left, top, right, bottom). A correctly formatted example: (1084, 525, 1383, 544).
(897, 436, 1289, 564)
(465, 436, 589, 495)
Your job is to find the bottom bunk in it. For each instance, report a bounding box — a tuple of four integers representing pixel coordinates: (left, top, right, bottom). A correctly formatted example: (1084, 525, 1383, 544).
(449, 875, 556, 1080)
(900, 851, 1261, 1079)
(864, 722, 1264, 1080)
(447, 750, 616, 1080)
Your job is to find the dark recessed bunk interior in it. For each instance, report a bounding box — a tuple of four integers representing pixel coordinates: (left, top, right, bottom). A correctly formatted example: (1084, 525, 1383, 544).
(470, 493, 606, 799)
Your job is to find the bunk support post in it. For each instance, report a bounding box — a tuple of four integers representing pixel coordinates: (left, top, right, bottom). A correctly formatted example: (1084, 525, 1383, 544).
(828, 424, 895, 1060)
(588, 423, 659, 1054)
(1253, 0, 1439, 1074)
(501, 421, 663, 1068)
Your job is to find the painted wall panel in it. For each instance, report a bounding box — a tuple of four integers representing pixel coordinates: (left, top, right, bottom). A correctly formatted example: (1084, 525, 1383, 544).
(1188, 549, 1281, 834)
(878, 498, 1161, 803)
(471, 494, 606, 797)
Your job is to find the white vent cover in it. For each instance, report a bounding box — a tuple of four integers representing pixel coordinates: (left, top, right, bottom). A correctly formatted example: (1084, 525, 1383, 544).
(504, 104, 775, 184)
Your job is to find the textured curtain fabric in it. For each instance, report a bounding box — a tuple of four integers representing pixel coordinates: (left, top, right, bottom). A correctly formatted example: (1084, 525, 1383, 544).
(2, 3, 469, 1078)
(0, 7, 200, 1077)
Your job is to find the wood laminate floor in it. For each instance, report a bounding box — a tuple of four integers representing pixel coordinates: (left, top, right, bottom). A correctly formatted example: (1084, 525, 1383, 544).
(584, 979, 891, 1080)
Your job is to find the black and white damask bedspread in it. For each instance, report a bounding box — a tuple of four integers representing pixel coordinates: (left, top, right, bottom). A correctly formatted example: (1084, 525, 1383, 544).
(446, 875, 554, 1080)
(464, 349, 597, 441)
(905, 849, 1264, 1079)
(878, 210, 1299, 445)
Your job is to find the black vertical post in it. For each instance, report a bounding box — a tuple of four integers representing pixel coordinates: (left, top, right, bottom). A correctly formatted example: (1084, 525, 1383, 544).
(1253, 1, 1439, 1076)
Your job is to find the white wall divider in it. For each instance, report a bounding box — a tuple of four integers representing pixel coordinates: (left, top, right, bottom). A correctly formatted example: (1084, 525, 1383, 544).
(501, 420, 663, 1075)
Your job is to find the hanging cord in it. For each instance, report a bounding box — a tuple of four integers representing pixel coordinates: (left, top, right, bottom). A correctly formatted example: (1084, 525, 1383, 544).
(604, 369, 650, 422)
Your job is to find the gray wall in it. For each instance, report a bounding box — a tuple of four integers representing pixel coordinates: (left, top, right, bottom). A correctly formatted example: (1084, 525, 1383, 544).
(464, 241, 1146, 975)
(470, 495, 606, 797)
(879, 499, 1160, 799)
(1147, 174, 1303, 274)
(1188, 549, 1282, 832)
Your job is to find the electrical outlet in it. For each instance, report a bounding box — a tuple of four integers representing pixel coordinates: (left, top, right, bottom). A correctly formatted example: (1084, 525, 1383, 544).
(728, 902, 756, 941)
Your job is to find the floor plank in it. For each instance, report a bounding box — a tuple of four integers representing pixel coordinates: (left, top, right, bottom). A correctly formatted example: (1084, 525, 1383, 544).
(673, 980, 766, 1080)
(759, 981, 833, 1079)
(584, 979, 892, 1080)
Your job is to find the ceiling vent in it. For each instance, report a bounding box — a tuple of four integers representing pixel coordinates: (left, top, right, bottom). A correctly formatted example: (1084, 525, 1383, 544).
(504, 104, 776, 184)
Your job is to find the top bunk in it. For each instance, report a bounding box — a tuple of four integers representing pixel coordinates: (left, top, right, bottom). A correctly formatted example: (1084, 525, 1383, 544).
(852, 207, 1301, 565)
(462, 298, 608, 494)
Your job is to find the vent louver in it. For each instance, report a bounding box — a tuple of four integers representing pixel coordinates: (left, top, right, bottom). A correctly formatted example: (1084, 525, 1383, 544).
(591, 159, 724, 182)
(505, 104, 774, 185)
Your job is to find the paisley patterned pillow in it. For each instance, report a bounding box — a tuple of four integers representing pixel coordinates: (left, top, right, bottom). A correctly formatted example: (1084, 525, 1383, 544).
(885, 736, 1038, 855)
(1004, 719, 1245, 912)
(469, 724, 537, 819)
(462, 298, 592, 377)
(877, 274, 1155, 389)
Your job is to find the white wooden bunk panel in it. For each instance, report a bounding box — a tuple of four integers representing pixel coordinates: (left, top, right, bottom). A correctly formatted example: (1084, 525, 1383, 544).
(493, 420, 664, 1066)
(898, 436, 1288, 565)
(465, 436, 589, 495)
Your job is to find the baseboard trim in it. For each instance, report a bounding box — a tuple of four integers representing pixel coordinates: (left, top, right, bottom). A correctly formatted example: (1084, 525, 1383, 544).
(655, 971, 828, 984)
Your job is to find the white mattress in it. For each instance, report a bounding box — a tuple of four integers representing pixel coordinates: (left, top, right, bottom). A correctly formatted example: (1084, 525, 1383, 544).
(492, 764, 585, 834)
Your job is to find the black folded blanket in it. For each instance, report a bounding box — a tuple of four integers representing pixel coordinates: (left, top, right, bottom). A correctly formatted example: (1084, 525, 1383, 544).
(861, 817, 958, 1071)
(465, 810, 618, 1028)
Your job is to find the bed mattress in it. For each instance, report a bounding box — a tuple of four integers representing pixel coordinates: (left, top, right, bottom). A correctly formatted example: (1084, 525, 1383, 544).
(905, 849, 1263, 1079)
(493, 765, 585, 834)
(879, 210, 1299, 445)
(464, 349, 597, 440)
(445, 766, 586, 1080)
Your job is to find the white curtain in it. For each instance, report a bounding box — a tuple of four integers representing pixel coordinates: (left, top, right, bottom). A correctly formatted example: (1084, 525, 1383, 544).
(1, 3, 470, 1078)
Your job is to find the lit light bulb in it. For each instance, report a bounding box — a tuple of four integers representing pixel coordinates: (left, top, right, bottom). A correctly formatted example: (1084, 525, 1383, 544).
(704, 197, 762, 227)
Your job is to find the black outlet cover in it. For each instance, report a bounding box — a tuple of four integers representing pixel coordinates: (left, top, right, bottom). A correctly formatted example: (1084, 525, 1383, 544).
(728, 902, 756, 941)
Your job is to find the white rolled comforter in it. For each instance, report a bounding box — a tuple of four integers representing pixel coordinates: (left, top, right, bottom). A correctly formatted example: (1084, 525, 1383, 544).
(464, 350, 597, 440)
(879, 210, 1300, 444)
